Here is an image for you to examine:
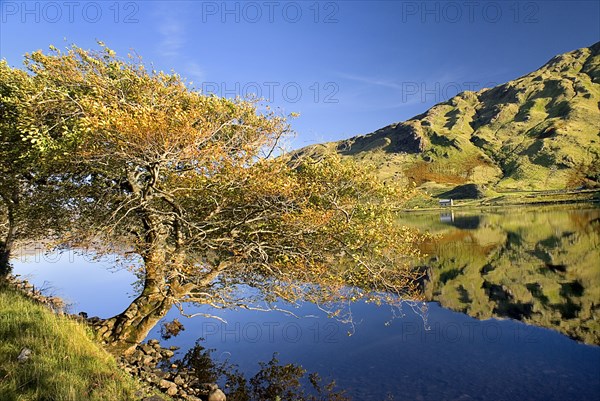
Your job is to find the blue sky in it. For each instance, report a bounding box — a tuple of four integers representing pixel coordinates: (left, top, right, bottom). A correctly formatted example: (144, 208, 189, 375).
(1, 0, 599, 149)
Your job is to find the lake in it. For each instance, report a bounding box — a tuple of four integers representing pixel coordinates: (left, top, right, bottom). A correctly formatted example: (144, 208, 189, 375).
(11, 205, 600, 400)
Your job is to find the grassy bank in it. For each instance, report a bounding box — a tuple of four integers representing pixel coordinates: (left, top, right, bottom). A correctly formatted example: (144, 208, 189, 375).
(0, 284, 143, 401)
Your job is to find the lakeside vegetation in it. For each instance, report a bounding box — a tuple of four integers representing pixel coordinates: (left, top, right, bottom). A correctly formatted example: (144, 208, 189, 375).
(0, 285, 146, 401)
(1, 43, 423, 357)
(0, 283, 352, 401)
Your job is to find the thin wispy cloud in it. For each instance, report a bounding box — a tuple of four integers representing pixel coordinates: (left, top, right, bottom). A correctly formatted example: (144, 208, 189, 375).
(152, 3, 188, 58)
(157, 17, 184, 57)
(335, 72, 428, 108)
(336, 68, 491, 110)
(337, 70, 467, 90)
(337, 72, 403, 90)
(184, 61, 205, 85)
(151, 4, 207, 85)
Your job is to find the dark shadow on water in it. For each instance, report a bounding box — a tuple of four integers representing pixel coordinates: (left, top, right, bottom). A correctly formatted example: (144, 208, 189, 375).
(443, 215, 481, 230)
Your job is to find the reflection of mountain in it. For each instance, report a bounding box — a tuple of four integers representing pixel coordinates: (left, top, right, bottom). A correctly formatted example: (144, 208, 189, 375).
(416, 207, 600, 345)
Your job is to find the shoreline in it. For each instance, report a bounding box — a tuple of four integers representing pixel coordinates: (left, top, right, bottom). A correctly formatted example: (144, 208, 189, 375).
(0, 275, 224, 401)
(402, 189, 600, 213)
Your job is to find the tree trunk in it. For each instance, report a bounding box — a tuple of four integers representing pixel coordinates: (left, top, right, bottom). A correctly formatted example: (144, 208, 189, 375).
(96, 275, 173, 355)
(0, 200, 17, 278)
(0, 245, 10, 287)
(0, 244, 12, 278)
(95, 242, 177, 355)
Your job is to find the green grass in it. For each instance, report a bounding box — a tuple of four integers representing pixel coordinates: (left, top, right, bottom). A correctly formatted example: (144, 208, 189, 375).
(0, 285, 144, 401)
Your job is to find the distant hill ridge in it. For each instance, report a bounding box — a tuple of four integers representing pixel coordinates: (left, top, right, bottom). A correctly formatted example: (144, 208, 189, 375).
(299, 42, 600, 194)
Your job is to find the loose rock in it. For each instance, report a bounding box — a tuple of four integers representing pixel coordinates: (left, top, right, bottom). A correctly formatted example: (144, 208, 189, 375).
(159, 379, 175, 389)
(17, 348, 32, 363)
(208, 388, 227, 401)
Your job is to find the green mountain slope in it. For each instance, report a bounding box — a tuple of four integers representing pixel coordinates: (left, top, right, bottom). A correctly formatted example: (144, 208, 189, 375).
(300, 42, 600, 195)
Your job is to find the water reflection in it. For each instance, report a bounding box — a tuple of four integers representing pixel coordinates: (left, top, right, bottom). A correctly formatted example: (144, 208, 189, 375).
(439, 211, 454, 224)
(151, 299, 599, 401)
(10, 206, 600, 400)
(11, 249, 136, 317)
(418, 206, 600, 345)
(172, 341, 350, 401)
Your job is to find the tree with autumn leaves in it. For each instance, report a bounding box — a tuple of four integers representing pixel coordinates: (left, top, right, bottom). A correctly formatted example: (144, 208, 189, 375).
(0, 44, 424, 354)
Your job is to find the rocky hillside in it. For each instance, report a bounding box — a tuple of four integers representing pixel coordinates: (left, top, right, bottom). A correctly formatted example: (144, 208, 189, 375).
(300, 42, 600, 195)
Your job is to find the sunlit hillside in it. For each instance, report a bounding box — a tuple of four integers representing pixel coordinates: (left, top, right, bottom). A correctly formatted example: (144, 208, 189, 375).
(298, 42, 600, 196)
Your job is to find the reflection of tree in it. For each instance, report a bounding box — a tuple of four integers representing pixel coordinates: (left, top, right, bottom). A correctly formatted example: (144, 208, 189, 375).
(174, 340, 350, 401)
(421, 208, 600, 344)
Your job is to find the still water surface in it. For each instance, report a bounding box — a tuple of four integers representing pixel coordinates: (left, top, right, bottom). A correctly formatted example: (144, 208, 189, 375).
(12, 205, 600, 400)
